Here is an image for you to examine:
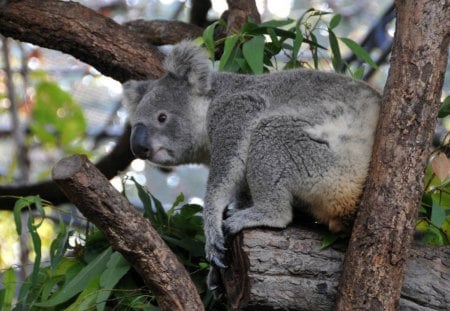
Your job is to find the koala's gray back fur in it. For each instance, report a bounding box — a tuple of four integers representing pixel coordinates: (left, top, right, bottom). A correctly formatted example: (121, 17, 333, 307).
(123, 41, 381, 283)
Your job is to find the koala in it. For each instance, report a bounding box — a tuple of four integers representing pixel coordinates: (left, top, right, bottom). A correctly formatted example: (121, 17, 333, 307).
(122, 40, 381, 293)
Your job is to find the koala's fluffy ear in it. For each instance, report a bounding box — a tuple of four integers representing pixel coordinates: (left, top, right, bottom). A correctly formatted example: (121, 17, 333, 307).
(122, 80, 149, 112)
(164, 41, 211, 95)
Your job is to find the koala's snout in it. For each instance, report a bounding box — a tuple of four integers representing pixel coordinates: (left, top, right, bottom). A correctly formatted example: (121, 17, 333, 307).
(131, 123, 151, 159)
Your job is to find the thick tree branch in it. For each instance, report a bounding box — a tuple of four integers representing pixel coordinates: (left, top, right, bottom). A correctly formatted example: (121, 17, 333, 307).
(336, 1, 450, 309)
(0, 0, 164, 81)
(124, 20, 203, 46)
(223, 227, 450, 310)
(52, 154, 204, 311)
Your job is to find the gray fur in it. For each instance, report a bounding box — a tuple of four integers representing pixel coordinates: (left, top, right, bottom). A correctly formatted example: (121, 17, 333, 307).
(123, 41, 381, 291)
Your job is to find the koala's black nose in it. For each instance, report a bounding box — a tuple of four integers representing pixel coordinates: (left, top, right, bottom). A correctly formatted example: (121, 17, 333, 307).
(130, 123, 151, 159)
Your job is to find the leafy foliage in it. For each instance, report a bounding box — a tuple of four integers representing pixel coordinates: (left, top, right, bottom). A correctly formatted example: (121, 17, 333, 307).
(417, 96, 450, 246)
(4, 181, 225, 310)
(202, 9, 377, 78)
(30, 81, 87, 154)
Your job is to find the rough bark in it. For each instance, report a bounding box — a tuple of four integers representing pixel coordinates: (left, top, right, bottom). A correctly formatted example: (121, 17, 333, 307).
(52, 154, 204, 311)
(223, 227, 450, 311)
(336, 1, 450, 310)
(124, 20, 203, 46)
(0, 0, 165, 81)
(0, 126, 134, 209)
(221, 0, 261, 35)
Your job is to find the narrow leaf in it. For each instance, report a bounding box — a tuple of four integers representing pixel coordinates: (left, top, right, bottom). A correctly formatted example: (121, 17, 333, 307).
(329, 14, 341, 29)
(64, 275, 100, 311)
(310, 33, 319, 69)
(202, 20, 223, 60)
(320, 233, 339, 249)
(50, 220, 69, 270)
(438, 96, 450, 118)
(291, 27, 304, 61)
(328, 28, 342, 72)
(353, 66, 365, 79)
(35, 247, 112, 307)
(219, 35, 240, 71)
(340, 37, 378, 69)
(96, 252, 130, 310)
(1, 267, 16, 311)
(242, 35, 265, 74)
(431, 200, 446, 227)
(259, 19, 294, 28)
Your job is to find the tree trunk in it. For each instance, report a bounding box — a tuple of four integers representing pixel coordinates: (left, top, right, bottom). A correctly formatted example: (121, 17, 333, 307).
(52, 155, 204, 311)
(336, 1, 450, 310)
(222, 227, 450, 311)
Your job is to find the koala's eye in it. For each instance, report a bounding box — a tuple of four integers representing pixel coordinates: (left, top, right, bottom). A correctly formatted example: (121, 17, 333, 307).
(157, 113, 167, 123)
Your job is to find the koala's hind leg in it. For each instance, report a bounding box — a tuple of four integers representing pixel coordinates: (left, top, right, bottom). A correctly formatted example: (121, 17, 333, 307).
(223, 115, 336, 235)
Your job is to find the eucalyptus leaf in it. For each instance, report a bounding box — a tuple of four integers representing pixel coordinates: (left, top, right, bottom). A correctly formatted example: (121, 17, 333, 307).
(219, 35, 240, 71)
(431, 200, 446, 227)
(329, 14, 341, 29)
(35, 247, 112, 307)
(340, 37, 378, 69)
(1, 267, 15, 311)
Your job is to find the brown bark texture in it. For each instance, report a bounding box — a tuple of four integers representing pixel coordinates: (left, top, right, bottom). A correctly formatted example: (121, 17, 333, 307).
(0, 0, 165, 82)
(52, 154, 204, 311)
(221, 0, 261, 35)
(336, 1, 450, 310)
(223, 227, 450, 311)
(124, 20, 203, 46)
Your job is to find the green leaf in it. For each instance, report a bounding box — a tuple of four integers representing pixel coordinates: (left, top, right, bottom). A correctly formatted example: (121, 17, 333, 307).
(28, 213, 42, 285)
(65, 275, 101, 311)
(291, 27, 304, 61)
(35, 247, 112, 307)
(438, 96, 450, 118)
(151, 194, 168, 225)
(13, 196, 43, 235)
(1, 267, 16, 311)
(339, 37, 378, 69)
(168, 193, 185, 217)
(30, 81, 87, 151)
(259, 19, 294, 28)
(202, 20, 223, 60)
(431, 200, 446, 227)
(329, 14, 341, 29)
(328, 28, 342, 72)
(242, 35, 265, 74)
(310, 33, 319, 69)
(131, 177, 153, 220)
(219, 35, 240, 71)
(96, 252, 131, 310)
(50, 220, 69, 270)
(352, 66, 365, 79)
(320, 233, 339, 249)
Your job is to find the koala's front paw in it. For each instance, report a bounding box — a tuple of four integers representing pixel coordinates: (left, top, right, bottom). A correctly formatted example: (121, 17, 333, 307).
(223, 212, 245, 236)
(205, 229, 228, 270)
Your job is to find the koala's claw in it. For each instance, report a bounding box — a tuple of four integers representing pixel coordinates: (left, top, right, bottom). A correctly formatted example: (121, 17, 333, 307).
(214, 240, 227, 253)
(207, 266, 225, 298)
(211, 254, 228, 269)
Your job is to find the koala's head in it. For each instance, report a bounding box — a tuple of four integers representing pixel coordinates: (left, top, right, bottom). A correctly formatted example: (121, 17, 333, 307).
(123, 41, 211, 167)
